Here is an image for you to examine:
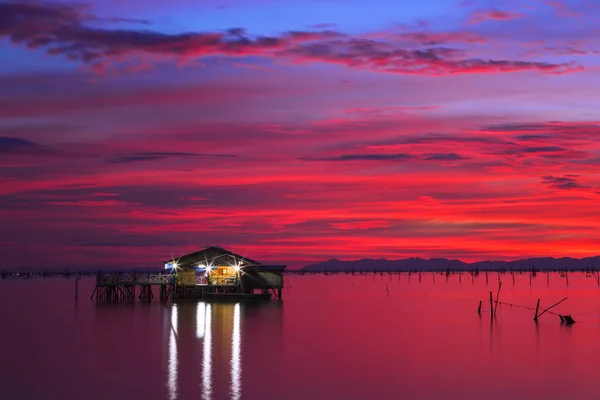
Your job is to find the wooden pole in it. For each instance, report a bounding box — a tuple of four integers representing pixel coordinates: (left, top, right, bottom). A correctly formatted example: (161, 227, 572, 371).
(536, 297, 568, 319)
(534, 298, 540, 320)
(494, 281, 502, 316)
(489, 291, 494, 316)
(477, 300, 482, 314)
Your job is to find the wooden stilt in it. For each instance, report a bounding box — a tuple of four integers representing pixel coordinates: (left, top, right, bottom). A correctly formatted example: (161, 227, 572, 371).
(534, 298, 540, 320)
(494, 281, 502, 316)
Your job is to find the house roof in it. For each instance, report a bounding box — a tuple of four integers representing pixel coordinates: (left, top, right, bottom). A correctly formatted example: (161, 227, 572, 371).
(164, 247, 261, 269)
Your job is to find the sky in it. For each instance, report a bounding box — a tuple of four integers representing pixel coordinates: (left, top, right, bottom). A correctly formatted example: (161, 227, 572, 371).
(1, 0, 600, 270)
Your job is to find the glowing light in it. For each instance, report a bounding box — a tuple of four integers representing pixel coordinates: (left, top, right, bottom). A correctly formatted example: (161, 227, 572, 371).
(230, 303, 242, 400)
(202, 304, 212, 400)
(234, 265, 241, 273)
(196, 302, 206, 339)
(167, 305, 178, 400)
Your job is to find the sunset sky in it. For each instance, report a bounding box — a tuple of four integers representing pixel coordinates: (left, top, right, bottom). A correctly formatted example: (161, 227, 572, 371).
(1, 0, 600, 269)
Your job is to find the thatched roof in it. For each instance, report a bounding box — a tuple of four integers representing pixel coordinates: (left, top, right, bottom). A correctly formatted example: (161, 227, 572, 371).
(164, 247, 261, 269)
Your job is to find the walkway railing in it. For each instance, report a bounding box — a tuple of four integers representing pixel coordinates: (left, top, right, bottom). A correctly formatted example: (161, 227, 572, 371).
(96, 272, 173, 286)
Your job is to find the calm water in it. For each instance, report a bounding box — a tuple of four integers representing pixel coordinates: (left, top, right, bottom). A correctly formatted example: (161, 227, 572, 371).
(1, 273, 600, 400)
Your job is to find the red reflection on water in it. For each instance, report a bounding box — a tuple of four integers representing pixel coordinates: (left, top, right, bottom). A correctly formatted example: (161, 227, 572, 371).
(1, 273, 600, 399)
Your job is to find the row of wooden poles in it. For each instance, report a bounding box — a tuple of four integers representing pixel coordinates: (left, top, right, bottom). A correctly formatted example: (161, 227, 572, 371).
(87, 283, 174, 303)
(292, 270, 600, 288)
(477, 281, 576, 324)
(350, 270, 600, 288)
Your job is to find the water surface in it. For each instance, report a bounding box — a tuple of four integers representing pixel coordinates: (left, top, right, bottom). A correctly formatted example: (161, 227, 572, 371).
(1, 272, 599, 399)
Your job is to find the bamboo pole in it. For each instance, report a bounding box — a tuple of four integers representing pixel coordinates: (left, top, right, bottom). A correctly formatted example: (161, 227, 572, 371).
(533, 299, 540, 320)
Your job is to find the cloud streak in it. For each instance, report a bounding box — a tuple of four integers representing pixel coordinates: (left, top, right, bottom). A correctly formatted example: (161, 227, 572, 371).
(0, 1, 581, 75)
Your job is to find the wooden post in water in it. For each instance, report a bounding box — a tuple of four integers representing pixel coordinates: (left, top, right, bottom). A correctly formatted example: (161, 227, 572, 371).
(494, 281, 502, 316)
(533, 298, 540, 320)
(536, 297, 568, 320)
(477, 300, 482, 314)
(489, 291, 494, 316)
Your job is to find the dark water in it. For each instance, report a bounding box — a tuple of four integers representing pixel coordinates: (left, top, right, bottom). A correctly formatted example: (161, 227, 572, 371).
(1, 273, 600, 400)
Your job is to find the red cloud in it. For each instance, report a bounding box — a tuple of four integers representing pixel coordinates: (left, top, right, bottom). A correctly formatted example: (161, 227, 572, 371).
(545, 0, 581, 18)
(469, 8, 524, 24)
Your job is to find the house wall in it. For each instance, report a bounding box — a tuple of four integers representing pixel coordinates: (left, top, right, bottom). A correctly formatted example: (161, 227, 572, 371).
(241, 270, 283, 291)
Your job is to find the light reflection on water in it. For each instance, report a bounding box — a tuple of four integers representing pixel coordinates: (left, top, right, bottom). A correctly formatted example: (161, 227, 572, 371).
(167, 305, 178, 400)
(167, 302, 241, 400)
(196, 302, 205, 339)
(201, 303, 212, 400)
(230, 303, 242, 400)
(3, 273, 600, 400)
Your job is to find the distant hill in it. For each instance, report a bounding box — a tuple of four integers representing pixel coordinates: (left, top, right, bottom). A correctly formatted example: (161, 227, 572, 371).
(301, 256, 600, 272)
